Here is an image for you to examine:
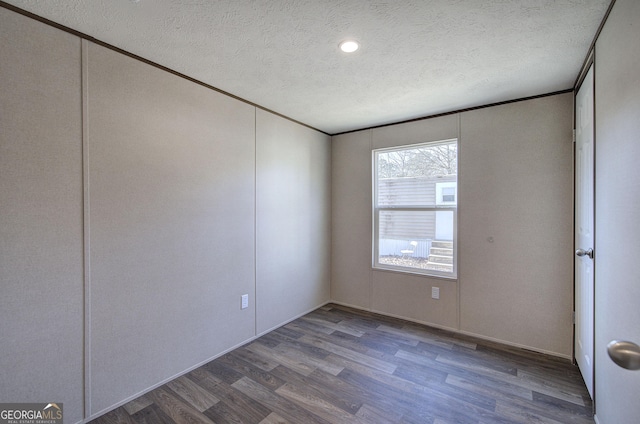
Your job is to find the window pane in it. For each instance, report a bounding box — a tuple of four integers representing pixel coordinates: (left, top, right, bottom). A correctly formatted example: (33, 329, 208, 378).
(377, 210, 454, 274)
(435, 181, 457, 206)
(376, 141, 457, 207)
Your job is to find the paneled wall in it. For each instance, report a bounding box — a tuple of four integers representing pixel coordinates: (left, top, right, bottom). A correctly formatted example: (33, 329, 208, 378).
(332, 114, 461, 329)
(256, 109, 331, 335)
(331, 130, 373, 309)
(371, 115, 461, 328)
(85, 42, 259, 415)
(332, 94, 574, 357)
(459, 95, 574, 356)
(0, 8, 84, 424)
(0, 7, 330, 423)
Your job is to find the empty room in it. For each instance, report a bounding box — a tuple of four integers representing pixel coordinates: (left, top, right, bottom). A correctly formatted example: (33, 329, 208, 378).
(1, 1, 638, 423)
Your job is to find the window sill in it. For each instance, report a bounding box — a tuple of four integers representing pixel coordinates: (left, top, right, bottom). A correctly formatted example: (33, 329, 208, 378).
(372, 265, 457, 281)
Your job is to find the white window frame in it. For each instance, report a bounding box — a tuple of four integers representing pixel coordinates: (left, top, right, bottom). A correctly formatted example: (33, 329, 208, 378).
(372, 139, 458, 279)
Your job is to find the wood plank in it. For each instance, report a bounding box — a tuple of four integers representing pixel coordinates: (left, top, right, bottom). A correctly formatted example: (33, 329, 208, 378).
(300, 315, 365, 337)
(146, 387, 215, 424)
(275, 382, 368, 423)
(378, 323, 477, 350)
(90, 407, 137, 424)
(131, 404, 176, 424)
(257, 326, 304, 347)
(184, 367, 225, 390)
(273, 341, 344, 376)
(122, 394, 153, 416)
(355, 403, 404, 424)
(165, 375, 219, 412)
(226, 344, 281, 372)
(300, 334, 397, 374)
(203, 398, 254, 424)
(519, 369, 589, 405)
(436, 353, 585, 407)
(216, 349, 286, 391)
(270, 365, 361, 415)
(245, 340, 318, 376)
(445, 374, 533, 402)
(189, 367, 272, 422)
(306, 360, 423, 419)
(259, 412, 290, 424)
(202, 383, 271, 423)
(231, 376, 331, 424)
(494, 399, 594, 424)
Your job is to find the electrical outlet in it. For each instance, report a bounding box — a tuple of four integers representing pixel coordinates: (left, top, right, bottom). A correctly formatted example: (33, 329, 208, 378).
(241, 294, 249, 309)
(431, 287, 440, 300)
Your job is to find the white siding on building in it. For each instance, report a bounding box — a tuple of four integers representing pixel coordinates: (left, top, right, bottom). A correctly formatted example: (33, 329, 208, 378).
(377, 175, 455, 243)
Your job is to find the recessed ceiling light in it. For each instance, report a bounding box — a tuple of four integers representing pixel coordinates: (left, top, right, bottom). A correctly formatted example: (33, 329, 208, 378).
(339, 40, 359, 53)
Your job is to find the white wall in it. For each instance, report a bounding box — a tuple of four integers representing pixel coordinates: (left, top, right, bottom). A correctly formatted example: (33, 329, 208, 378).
(0, 7, 331, 423)
(332, 94, 574, 357)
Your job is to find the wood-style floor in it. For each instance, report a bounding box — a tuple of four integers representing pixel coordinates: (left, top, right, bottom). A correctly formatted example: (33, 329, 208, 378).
(90, 304, 594, 424)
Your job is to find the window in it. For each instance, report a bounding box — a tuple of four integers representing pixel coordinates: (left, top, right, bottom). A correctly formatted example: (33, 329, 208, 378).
(442, 187, 456, 203)
(373, 139, 457, 278)
(436, 182, 457, 205)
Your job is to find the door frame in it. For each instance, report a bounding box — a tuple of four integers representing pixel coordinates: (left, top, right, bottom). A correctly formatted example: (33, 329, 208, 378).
(573, 55, 596, 408)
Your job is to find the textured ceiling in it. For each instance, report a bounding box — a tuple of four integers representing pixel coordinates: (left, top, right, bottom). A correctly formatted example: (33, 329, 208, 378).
(3, 0, 610, 134)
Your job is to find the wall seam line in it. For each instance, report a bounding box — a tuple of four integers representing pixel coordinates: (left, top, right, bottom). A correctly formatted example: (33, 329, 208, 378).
(81, 38, 92, 420)
(457, 113, 462, 332)
(254, 107, 258, 336)
(369, 129, 374, 312)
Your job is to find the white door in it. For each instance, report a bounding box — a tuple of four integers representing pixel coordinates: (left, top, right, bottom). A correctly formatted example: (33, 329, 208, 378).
(593, 1, 640, 420)
(574, 65, 594, 398)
